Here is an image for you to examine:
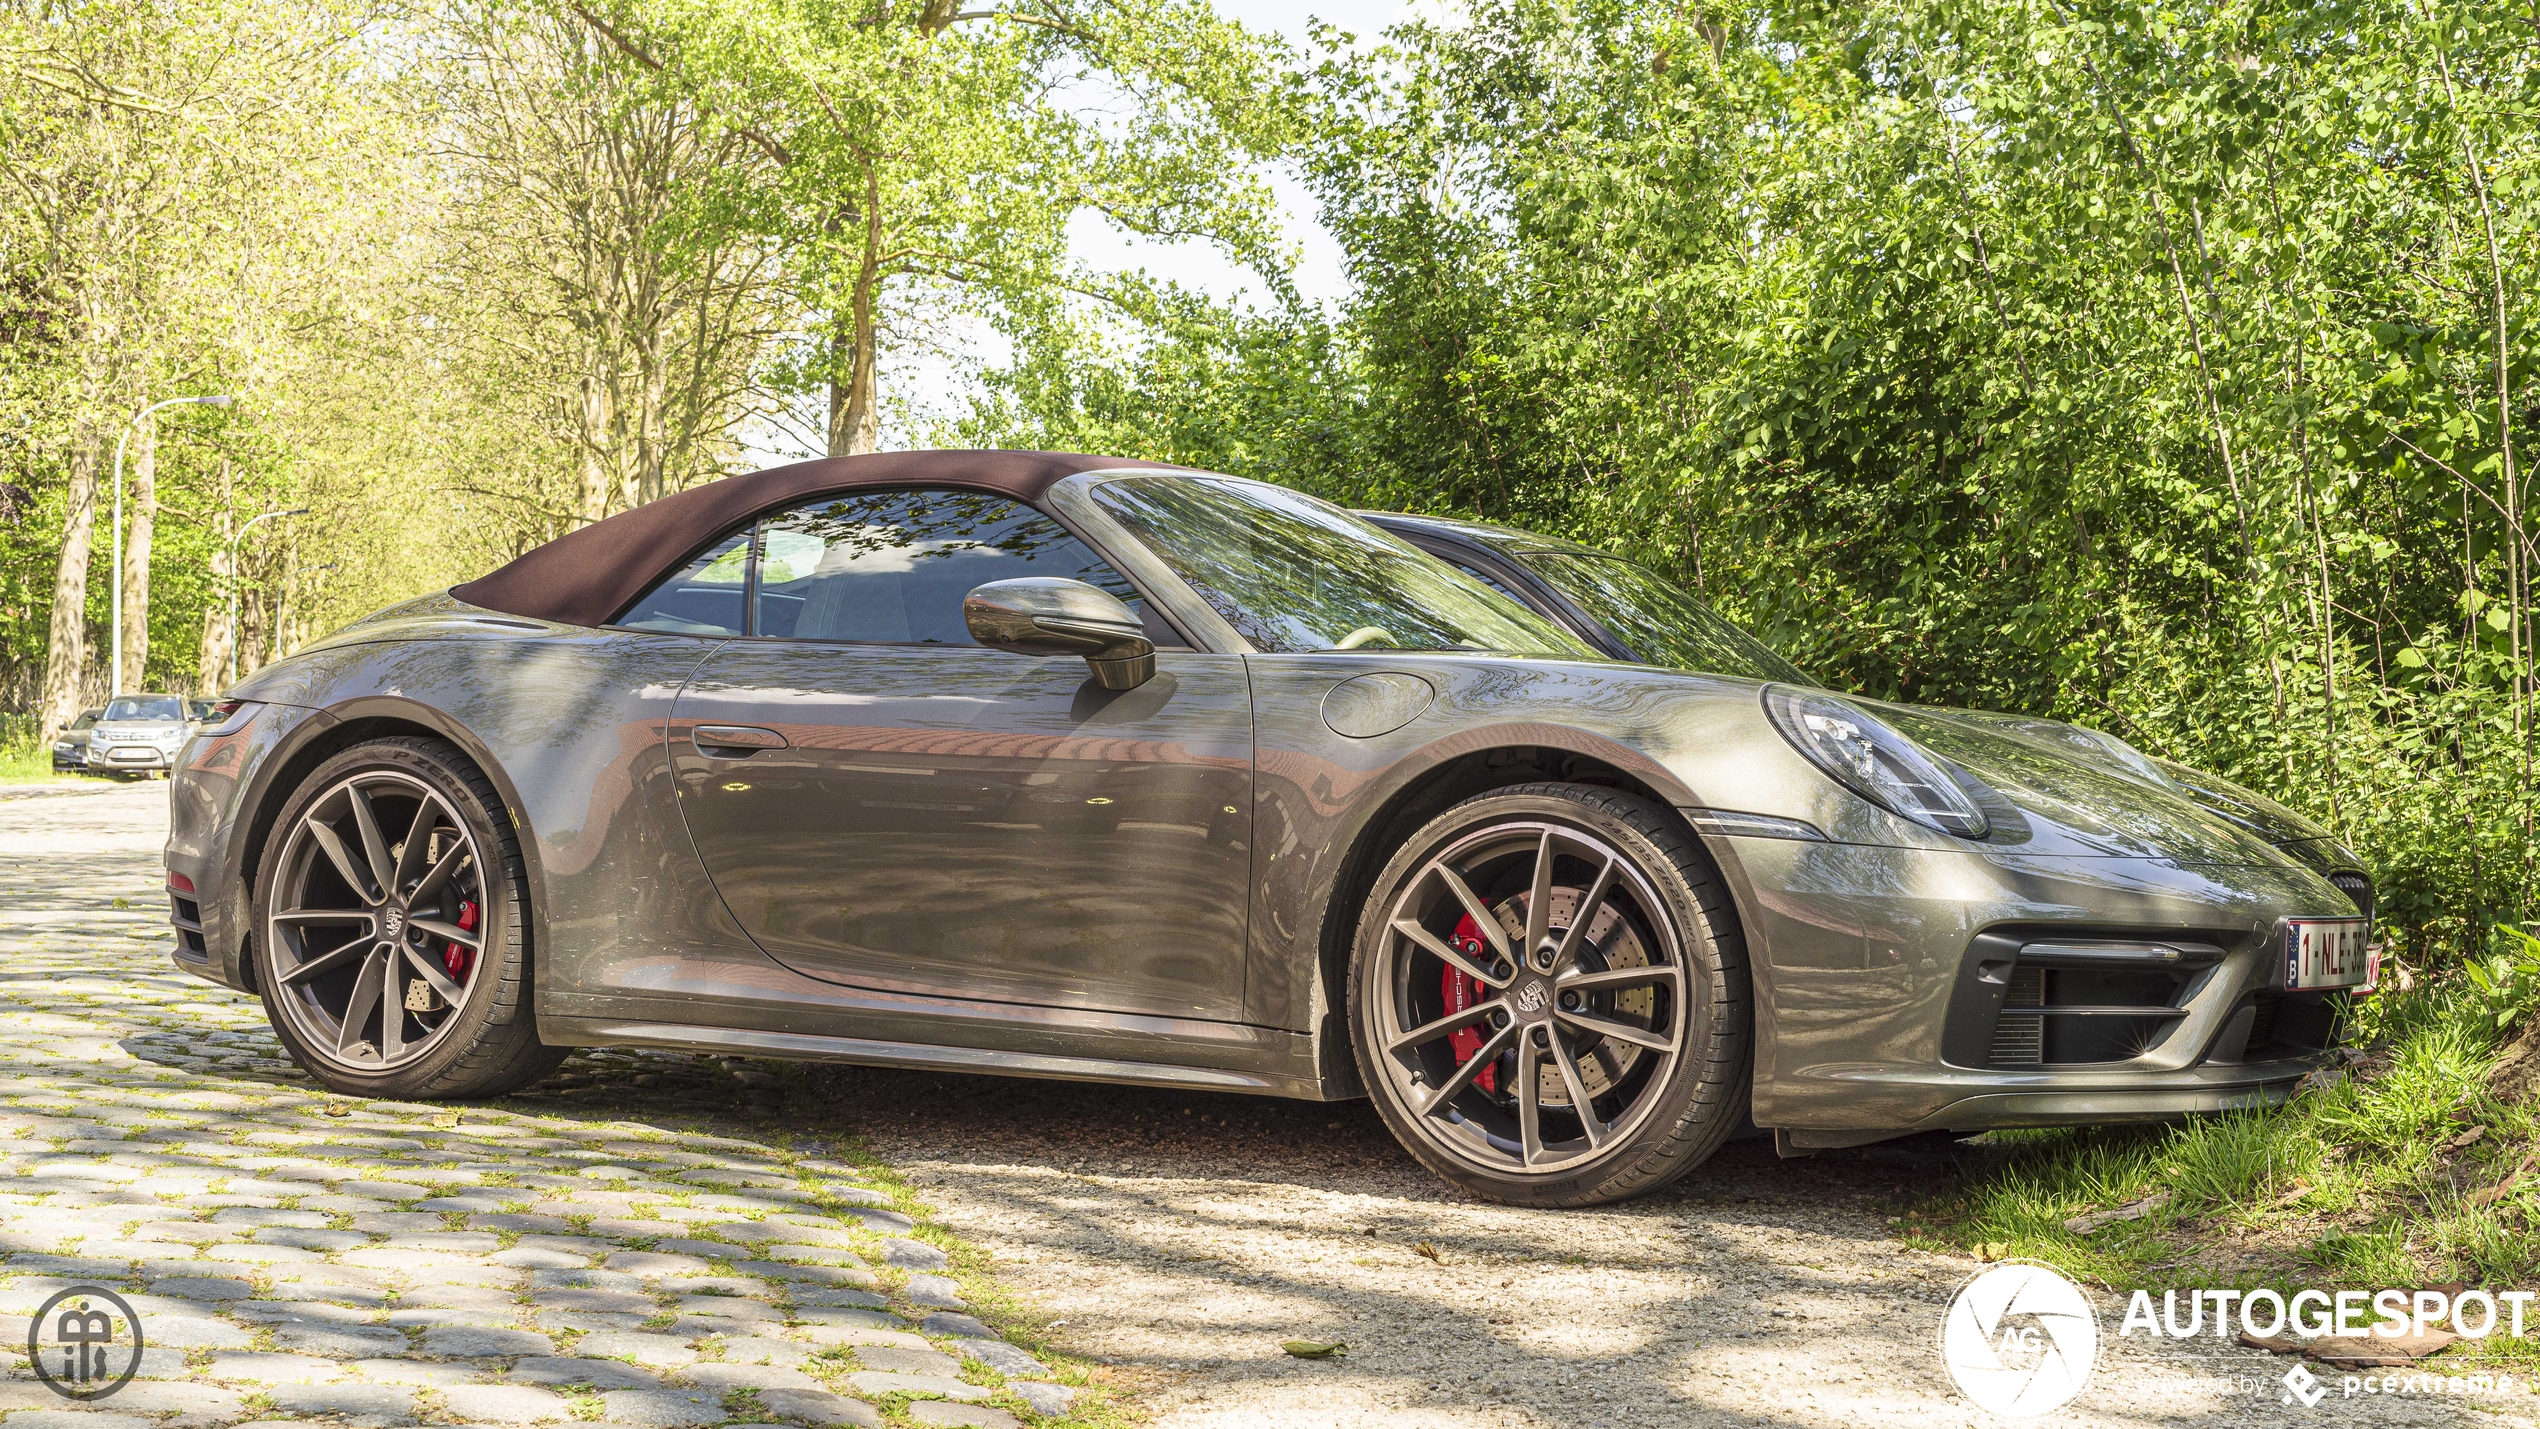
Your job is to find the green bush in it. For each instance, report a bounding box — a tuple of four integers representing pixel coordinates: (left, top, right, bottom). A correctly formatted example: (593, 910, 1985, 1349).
(0, 713, 68, 785)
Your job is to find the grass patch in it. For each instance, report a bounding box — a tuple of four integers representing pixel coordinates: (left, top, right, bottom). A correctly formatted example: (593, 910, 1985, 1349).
(815, 1132, 1132, 1429)
(0, 711, 100, 785)
(1905, 974, 2540, 1305)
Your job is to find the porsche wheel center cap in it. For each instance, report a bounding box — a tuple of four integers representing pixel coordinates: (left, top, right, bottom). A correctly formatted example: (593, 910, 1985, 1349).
(382, 909, 405, 940)
(1513, 977, 1553, 1020)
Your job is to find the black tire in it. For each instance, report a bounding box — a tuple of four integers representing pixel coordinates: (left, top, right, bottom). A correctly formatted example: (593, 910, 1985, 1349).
(251, 736, 563, 1099)
(1346, 783, 1751, 1207)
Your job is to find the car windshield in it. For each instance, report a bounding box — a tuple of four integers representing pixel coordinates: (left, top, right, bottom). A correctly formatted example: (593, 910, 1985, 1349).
(1091, 477, 1594, 657)
(103, 696, 184, 721)
(1517, 551, 1813, 684)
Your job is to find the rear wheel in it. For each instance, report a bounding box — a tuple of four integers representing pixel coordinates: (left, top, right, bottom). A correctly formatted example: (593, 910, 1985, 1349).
(251, 736, 562, 1099)
(1347, 784, 1750, 1206)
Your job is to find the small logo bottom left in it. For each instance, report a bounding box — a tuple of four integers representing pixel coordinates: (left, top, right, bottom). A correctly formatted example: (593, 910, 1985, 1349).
(29, 1286, 146, 1401)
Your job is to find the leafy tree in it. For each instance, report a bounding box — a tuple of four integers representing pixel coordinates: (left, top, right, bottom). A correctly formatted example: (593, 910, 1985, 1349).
(591, 0, 1297, 454)
(969, 0, 2540, 962)
(427, 0, 789, 528)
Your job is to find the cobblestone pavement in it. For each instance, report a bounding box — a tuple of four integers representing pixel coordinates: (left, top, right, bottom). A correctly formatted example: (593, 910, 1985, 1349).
(0, 781, 1086, 1429)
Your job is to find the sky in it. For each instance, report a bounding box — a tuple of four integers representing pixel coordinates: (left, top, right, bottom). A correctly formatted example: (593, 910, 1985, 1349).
(742, 1, 1397, 464)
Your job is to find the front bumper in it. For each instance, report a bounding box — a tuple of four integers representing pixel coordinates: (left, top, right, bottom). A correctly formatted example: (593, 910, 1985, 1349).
(1882, 1053, 2322, 1130)
(91, 744, 179, 771)
(165, 701, 330, 993)
(1710, 832, 2354, 1135)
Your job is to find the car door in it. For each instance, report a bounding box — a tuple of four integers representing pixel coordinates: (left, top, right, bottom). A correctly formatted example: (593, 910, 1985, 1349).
(668, 486, 1255, 1021)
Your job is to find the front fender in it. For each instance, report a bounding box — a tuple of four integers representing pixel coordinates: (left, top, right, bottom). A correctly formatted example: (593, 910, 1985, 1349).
(202, 619, 734, 1027)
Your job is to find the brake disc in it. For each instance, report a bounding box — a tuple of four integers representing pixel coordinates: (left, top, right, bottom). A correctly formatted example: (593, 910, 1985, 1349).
(1492, 886, 1655, 1107)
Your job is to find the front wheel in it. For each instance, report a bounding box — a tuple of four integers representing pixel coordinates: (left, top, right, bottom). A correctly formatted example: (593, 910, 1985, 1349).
(251, 736, 562, 1099)
(1347, 784, 1751, 1206)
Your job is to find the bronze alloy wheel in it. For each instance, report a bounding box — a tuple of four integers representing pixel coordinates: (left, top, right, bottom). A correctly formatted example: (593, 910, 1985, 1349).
(268, 769, 485, 1072)
(254, 736, 562, 1098)
(1350, 784, 1750, 1206)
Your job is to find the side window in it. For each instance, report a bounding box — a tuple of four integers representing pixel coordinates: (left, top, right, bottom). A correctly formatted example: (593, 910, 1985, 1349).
(616, 530, 751, 635)
(754, 488, 1177, 645)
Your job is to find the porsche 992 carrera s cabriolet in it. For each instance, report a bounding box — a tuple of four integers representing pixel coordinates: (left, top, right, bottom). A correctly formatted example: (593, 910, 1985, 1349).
(167, 451, 2373, 1206)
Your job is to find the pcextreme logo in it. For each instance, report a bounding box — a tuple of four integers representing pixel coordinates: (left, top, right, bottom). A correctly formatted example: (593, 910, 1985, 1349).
(1939, 1261, 2101, 1416)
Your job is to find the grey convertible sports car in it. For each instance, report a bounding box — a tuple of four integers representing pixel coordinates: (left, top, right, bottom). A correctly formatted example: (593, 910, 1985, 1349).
(166, 451, 2373, 1206)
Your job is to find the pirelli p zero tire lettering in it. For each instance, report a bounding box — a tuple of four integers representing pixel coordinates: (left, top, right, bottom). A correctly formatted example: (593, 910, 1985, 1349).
(1348, 783, 1752, 1207)
(251, 736, 562, 1099)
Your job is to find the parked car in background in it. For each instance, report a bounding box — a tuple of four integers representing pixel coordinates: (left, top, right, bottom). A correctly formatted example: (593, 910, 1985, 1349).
(87, 694, 196, 778)
(191, 698, 220, 726)
(50, 708, 103, 773)
(167, 453, 2374, 1207)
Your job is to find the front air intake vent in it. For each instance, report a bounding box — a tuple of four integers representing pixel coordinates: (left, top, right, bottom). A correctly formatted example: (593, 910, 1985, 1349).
(1989, 965, 2046, 1068)
(1946, 930, 2213, 1070)
(2244, 994, 2279, 1058)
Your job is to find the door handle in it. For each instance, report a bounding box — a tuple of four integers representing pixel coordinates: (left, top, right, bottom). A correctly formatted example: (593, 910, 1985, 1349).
(692, 724, 788, 757)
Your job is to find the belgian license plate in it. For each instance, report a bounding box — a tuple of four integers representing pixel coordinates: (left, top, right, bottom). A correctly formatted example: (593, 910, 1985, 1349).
(2285, 918, 2370, 991)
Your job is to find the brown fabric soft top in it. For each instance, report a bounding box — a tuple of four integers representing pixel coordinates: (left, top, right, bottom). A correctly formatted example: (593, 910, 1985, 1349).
(450, 449, 1193, 630)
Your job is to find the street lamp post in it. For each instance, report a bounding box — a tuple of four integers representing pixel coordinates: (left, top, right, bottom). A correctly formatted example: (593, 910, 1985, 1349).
(109, 394, 233, 696)
(226, 508, 308, 688)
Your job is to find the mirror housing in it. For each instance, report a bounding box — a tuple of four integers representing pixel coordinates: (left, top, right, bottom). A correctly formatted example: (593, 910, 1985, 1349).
(964, 577, 1156, 691)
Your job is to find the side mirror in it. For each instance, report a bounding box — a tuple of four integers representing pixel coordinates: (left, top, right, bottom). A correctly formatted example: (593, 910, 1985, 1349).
(963, 577, 1156, 691)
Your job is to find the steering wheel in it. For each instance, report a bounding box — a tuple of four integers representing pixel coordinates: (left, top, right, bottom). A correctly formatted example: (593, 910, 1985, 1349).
(1334, 626, 1398, 650)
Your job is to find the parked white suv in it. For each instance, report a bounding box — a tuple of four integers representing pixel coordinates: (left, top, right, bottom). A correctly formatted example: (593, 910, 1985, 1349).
(87, 694, 194, 777)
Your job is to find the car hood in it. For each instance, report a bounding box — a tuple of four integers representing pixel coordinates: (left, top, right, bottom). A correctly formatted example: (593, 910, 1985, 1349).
(1867, 702, 2341, 866)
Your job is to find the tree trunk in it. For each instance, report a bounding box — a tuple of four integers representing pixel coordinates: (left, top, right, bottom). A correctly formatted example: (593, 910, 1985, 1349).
(828, 271, 881, 455)
(638, 327, 667, 504)
(38, 418, 102, 746)
(197, 590, 230, 695)
(120, 416, 155, 691)
(843, 311, 880, 456)
(274, 558, 294, 663)
(576, 362, 613, 526)
(826, 325, 856, 456)
(240, 586, 266, 677)
(198, 466, 233, 694)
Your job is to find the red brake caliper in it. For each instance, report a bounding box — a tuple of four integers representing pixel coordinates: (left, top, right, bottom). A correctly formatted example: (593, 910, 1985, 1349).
(1441, 914, 1497, 1093)
(445, 900, 477, 982)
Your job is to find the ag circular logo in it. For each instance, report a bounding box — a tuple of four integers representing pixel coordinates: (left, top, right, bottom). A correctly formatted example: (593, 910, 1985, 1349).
(1939, 1260, 2098, 1416)
(28, 1285, 144, 1400)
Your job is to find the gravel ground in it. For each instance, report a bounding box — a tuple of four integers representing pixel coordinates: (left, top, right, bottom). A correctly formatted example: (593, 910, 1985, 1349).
(835, 1060, 2533, 1427)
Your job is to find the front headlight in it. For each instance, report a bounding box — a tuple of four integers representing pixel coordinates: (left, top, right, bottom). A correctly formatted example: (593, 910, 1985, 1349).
(1763, 685, 1990, 838)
